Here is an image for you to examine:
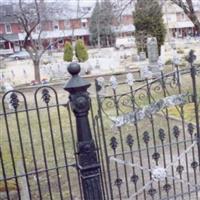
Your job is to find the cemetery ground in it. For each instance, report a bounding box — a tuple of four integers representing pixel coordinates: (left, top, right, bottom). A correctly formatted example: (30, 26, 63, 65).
(1, 38, 200, 87)
(0, 66, 200, 199)
(1, 39, 200, 199)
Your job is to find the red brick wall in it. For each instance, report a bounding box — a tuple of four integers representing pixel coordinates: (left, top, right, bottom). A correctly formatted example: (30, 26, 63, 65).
(109, 15, 133, 26)
(70, 19, 81, 29)
(0, 23, 22, 33)
(59, 20, 65, 30)
(12, 23, 21, 33)
(0, 24, 5, 33)
(43, 21, 53, 31)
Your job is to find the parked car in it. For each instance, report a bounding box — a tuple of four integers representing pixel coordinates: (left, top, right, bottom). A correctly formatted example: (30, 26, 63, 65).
(115, 36, 136, 50)
(9, 50, 30, 60)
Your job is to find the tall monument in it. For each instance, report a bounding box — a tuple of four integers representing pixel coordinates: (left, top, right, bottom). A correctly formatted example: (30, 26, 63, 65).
(147, 37, 160, 76)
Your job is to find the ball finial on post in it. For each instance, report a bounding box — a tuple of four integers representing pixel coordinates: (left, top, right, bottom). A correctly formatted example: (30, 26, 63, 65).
(67, 62, 81, 76)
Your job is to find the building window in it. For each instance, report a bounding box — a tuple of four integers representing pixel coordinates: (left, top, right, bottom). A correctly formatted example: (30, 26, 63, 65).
(36, 24, 41, 32)
(54, 25, 59, 30)
(81, 19, 88, 28)
(180, 13, 185, 21)
(64, 20, 70, 29)
(5, 24, 12, 33)
(82, 22, 87, 28)
(53, 21, 59, 30)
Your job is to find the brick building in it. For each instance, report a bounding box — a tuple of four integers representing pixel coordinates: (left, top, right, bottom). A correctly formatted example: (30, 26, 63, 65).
(0, 1, 199, 53)
(0, 1, 134, 52)
(163, 2, 200, 39)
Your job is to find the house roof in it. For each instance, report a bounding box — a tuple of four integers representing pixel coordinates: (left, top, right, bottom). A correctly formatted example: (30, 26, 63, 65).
(0, 33, 19, 41)
(167, 21, 194, 29)
(18, 28, 90, 40)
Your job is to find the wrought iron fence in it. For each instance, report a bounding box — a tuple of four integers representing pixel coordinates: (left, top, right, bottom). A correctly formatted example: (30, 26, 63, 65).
(0, 51, 200, 200)
(95, 51, 200, 200)
(0, 86, 84, 200)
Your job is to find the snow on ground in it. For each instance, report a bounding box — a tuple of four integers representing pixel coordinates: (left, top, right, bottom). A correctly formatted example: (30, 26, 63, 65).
(1, 39, 200, 88)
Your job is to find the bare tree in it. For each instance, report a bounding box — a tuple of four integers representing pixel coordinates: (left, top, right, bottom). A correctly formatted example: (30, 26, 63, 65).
(0, 0, 65, 82)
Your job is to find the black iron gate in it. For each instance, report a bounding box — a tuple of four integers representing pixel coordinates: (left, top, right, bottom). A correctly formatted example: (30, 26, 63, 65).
(0, 51, 200, 200)
(95, 51, 200, 200)
(0, 63, 103, 200)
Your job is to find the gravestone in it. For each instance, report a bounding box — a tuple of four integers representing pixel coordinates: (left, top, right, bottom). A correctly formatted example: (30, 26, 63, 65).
(139, 51, 146, 61)
(132, 54, 139, 62)
(147, 37, 160, 76)
(172, 50, 180, 66)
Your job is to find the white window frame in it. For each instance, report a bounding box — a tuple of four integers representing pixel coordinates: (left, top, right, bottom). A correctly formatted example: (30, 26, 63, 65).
(5, 23, 12, 33)
(81, 19, 88, 28)
(64, 20, 71, 29)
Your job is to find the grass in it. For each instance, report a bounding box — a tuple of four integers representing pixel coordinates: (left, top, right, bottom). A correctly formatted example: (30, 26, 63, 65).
(0, 180, 17, 192)
(0, 68, 200, 199)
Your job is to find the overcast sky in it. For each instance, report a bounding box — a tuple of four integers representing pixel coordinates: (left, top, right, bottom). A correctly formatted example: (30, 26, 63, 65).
(0, 0, 98, 3)
(0, 0, 199, 7)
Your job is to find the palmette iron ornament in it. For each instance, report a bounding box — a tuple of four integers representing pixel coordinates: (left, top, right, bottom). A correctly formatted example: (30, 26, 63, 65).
(126, 73, 134, 86)
(110, 75, 118, 89)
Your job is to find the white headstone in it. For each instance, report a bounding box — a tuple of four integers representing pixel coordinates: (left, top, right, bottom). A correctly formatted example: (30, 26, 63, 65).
(147, 37, 160, 76)
(147, 37, 159, 64)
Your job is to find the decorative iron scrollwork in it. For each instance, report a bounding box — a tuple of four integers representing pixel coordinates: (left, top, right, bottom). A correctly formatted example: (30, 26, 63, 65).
(191, 161, 198, 169)
(126, 134, 134, 148)
(110, 137, 118, 150)
(42, 88, 51, 104)
(130, 174, 139, 184)
(159, 128, 165, 141)
(152, 152, 160, 162)
(176, 165, 184, 174)
(114, 178, 123, 187)
(163, 183, 171, 192)
(148, 187, 157, 197)
(111, 94, 189, 128)
(188, 123, 194, 135)
(10, 92, 19, 109)
(143, 131, 150, 144)
(173, 126, 180, 138)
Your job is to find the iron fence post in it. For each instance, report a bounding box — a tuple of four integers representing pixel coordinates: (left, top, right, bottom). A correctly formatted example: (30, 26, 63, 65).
(64, 62, 103, 200)
(188, 50, 200, 168)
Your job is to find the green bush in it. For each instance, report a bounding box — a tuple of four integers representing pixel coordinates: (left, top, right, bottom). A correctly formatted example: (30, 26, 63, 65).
(75, 39, 88, 62)
(63, 41, 73, 62)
